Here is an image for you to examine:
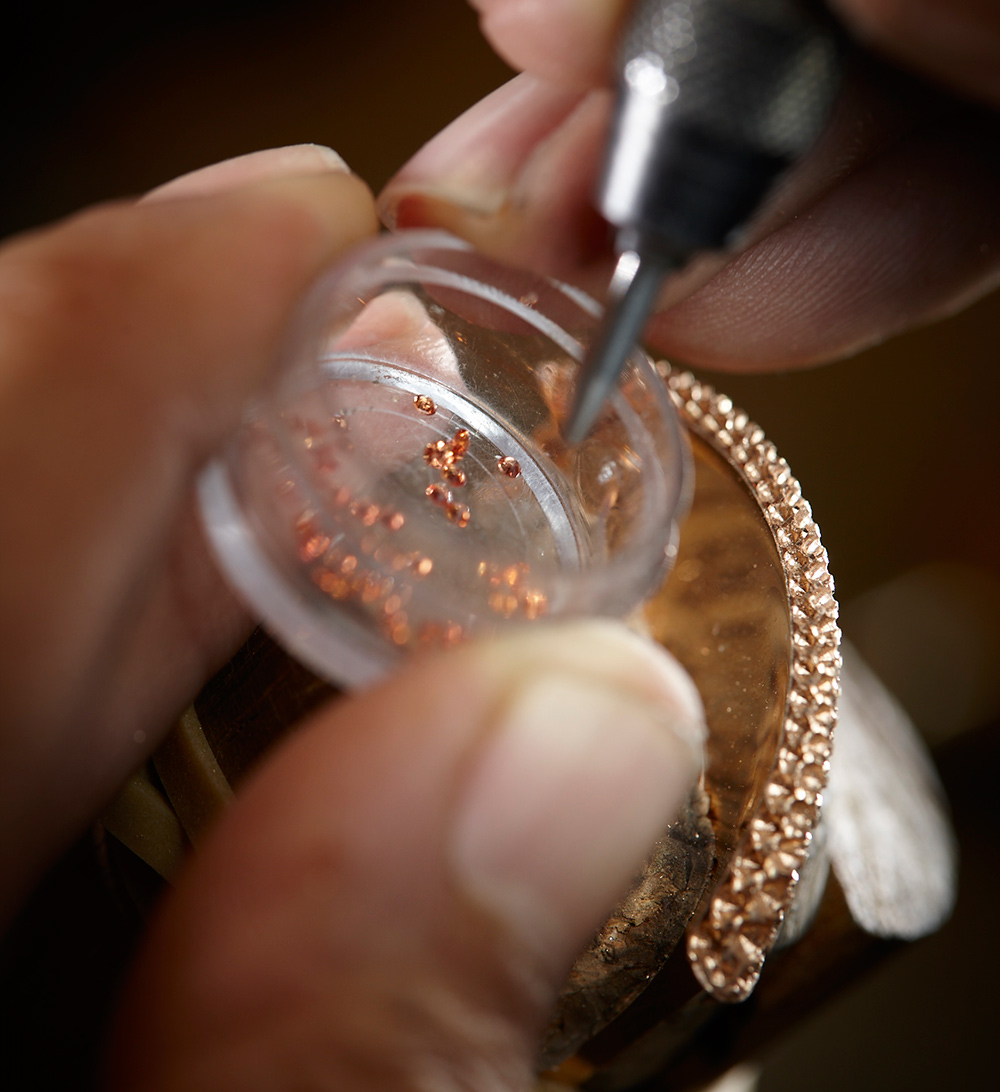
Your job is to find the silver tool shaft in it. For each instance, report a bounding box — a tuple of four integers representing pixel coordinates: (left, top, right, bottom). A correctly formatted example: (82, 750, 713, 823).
(565, 0, 843, 442)
(566, 251, 675, 444)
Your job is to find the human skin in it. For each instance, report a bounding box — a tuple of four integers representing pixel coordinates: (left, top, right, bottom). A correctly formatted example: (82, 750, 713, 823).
(381, 0, 1000, 372)
(0, 146, 703, 1090)
(2, 1, 998, 1088)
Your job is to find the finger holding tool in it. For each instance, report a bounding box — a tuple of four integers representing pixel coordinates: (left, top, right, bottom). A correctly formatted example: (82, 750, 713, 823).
(566, 0, 845, 444)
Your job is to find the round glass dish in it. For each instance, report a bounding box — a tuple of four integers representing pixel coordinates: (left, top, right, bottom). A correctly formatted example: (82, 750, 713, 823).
(198, 230, 689, 687)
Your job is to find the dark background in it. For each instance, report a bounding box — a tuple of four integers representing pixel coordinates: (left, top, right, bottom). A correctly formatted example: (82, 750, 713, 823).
(1, 1, 997, 1088)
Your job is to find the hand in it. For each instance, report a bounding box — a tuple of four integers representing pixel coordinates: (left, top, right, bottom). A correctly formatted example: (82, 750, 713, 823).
(380, 0, 1000, 372)
(0, 146, 704, 1089)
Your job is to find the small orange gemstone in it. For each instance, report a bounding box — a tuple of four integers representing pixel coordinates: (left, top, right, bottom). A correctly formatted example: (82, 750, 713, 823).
(446, 502, 471, 528)
(298, 533, 331, 562)
(488, 592, 519, 618)
(413, 394, 436, 415)
(359, 575, 383, 604)
(426, 483, 451, 506)
(348, 500, 380, 526)
(418, 620, 464, 647)
(497, 456, 521, 478)
(423, 439, 450, 468)
(442, 465, 466, 487)
(521, 589, 548, 620)
(450, 428, 470, 457)
(414, 556, 434, 577)
(382, 510, 405, 532)
(315, 570, 351, 599)
(340, 555, 358, 574)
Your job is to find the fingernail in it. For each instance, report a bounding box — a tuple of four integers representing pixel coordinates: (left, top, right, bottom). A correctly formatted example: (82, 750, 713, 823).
(144, 144, 351, 203)
(451, 620, 704, 966)
(378, 74, 585, 228)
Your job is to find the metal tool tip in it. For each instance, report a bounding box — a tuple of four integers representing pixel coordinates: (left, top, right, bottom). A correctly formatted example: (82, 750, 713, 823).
(564, 380, 605, 446)
(563, 252, 668, 445)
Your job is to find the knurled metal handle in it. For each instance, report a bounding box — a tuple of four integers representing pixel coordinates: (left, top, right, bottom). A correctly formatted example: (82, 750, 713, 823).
(620, 0, 842, 160)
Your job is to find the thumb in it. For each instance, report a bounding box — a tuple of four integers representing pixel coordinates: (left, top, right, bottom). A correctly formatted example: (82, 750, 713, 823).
(110, 620, 704, 1091)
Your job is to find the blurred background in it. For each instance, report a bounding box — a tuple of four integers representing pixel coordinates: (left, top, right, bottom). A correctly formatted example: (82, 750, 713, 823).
(1, 1, 997, 1088)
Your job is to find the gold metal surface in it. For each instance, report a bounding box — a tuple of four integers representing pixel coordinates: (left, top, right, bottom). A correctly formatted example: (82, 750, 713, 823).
(646, 434, 791, 875)
(662, 367, 841, 1002)
(538, 366, 840, 1075)
(111, 365, 840, 1076)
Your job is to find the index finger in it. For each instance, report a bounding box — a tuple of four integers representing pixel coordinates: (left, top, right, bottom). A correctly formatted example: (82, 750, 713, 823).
(470, 0, 630, 86)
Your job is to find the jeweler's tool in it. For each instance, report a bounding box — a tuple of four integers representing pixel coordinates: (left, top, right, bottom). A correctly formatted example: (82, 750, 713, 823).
(565, 0, 844, 443)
